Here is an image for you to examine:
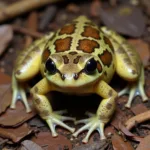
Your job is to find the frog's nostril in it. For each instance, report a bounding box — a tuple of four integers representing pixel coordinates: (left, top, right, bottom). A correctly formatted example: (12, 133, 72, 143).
(61, 74, 65, 80)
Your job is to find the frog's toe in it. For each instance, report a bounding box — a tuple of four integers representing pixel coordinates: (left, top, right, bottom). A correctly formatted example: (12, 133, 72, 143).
(45, 112, 75, 137)
(11, 86, 31, 113)
(73, 116, 106, 143)
(118, 82, 148, 108)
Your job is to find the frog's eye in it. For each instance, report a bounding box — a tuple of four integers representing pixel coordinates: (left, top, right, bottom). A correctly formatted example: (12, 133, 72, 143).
(45, 58, 56, 74)
(84, 58, 97, 74)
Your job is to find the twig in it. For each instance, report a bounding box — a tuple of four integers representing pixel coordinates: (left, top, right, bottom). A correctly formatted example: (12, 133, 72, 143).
(125, 110, 150, 130)
(0, 0, 62, 23)
(12, 25, 44, 39)
(39, 5, 57, 31)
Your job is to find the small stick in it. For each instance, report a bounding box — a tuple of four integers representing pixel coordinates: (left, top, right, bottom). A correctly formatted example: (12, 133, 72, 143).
(125, 110, 150, 130)
(39, 5, 57, 31)
(25, 11, 38, 47)
(12, 25, 44, 39)
(0, 0, 62, 23)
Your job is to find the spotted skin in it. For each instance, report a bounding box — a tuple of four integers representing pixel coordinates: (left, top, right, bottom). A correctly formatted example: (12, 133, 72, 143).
(11, 16, 148, 144)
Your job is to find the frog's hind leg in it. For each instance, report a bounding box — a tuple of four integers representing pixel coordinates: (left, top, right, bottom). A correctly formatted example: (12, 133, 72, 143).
(11, 71, 31, 112)
(119, 67, 148, 108)
(101, 27, 148, 108)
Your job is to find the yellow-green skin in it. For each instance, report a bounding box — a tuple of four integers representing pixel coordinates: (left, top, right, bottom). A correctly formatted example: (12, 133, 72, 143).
(11, 16, 148, 143)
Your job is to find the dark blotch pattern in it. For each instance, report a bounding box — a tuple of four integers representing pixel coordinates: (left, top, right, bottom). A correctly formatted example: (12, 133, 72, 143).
(77, 39, 99, 53)
(103, 36, 114, 52)
(73, 56, 81, 64)
(42, 48, 51, 63)
(55, 37, 72, 52)
(98, 49, 112, 67)
(59, 24, 76, 35)
(82, 26, 100, 39)
(62, 55, 69, 64)
(97, 61, 102, 73)
(106, 103, 112, 110)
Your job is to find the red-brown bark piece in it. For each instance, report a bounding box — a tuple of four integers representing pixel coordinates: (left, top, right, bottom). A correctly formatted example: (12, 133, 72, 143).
(0, 71, 11, 84)
(131, 104, 148, 115)
(128, 39, 150, 67)
(0, 123, 33, 143)
(111, 107, 127, 130)
(111, 133, 134, 150)
(21, 140, 43, 150)
(32, 132, 72, 150)
(136, 134, 150, 150)
(0, 72, 12, 114)
(0, 98, 37, 127)
(0, 25, 13, 56)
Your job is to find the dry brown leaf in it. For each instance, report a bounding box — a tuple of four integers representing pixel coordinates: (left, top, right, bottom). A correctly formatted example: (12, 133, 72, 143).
(0, 84, 12, 114)
(131, 104, 148, 115)
(136, 134, 150, 150)
(0, 25, 13, 56)
(112, 133, 134, 150)
(32, 132, 72, 150)
(0, 98, 36, 127)
(128, 39, 150, 67)
(0, 123, 33, 143)
(90, 0, 101, 17)
(21, 140, 43, 150)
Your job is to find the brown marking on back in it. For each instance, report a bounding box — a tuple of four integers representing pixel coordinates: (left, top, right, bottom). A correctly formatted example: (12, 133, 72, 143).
(69, 51, 78, 55)
(54, 37, 72, 52)
(42, 49, 51, 62)
(59, 24, 76, 35)
(41, 110, 50, 116)
(77, 39, 99, 53)
(73, 56, 81, 64)
(108, 90, 113, 97)
(104, 71, 107, 76)
(97, 61, 102, 73)
(106, 103, 112, 110)
(82, 26, 100, 39)
(34, 86, 39, 93)
(98, 49, 112, 67)
(103, 36, 114, 52)
(62, 55, 69, 64)
(35, 98, 41, 105)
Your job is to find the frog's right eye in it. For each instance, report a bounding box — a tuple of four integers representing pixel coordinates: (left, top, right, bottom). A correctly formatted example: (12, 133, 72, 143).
(45, 58, 56, 74)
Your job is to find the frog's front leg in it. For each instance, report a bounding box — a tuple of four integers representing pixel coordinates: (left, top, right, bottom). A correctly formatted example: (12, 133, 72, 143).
(31, 78, 75, 137)
(73, 80, 117, 143)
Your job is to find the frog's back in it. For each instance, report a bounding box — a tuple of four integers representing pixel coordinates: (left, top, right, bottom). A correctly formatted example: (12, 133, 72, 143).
(46, 16, 107, 55)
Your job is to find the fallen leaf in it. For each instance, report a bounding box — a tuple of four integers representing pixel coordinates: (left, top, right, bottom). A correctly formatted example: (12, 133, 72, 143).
(0, 25, 13, 56)
(66, 3, 80, 13)
(131, 104, 148, 115)
(32, 132, 72, 150)
(100, 5, 145, 37)
(0, 123, 33, 143)
(0, 84, 12, 114)
(136, 134, 150, 150)
(0, 72, 11, 84)
(112, 133, 134, 150)
(21, 140, 43, 150)
(0, 98, 36, 127)
(111, 107, 127, 130)
(128, 39, 150, 67)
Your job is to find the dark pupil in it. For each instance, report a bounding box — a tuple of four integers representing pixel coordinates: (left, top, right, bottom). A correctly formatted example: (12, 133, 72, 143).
(85, 58, 97, 74)
(45, 59, 56, 74)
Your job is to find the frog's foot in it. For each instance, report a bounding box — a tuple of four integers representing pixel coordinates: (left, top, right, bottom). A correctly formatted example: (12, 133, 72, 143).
(11, 82, 31, 113)
(43, 110, 76, 137)
(118, 82, 148, 108)
(72, 112, 106, 143)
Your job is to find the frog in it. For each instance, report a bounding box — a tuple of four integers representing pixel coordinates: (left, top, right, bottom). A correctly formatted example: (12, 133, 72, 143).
(10, 16, 148, 143)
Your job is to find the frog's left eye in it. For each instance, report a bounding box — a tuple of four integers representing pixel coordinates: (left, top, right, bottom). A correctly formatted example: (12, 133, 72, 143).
(45, 58, 56, 74)
(84, 58, 97, 74)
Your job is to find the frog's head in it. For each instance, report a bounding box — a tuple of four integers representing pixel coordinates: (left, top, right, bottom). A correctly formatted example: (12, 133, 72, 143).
(42, 50, 103, 88)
